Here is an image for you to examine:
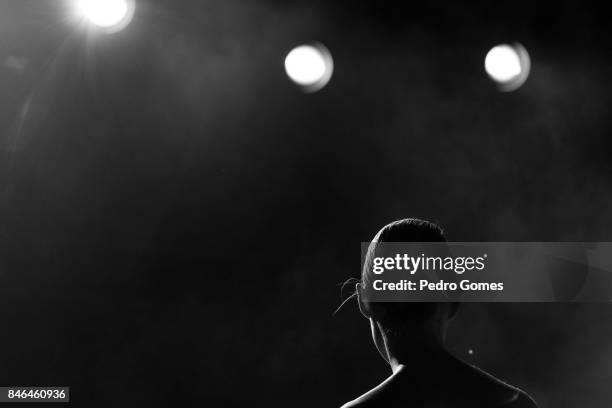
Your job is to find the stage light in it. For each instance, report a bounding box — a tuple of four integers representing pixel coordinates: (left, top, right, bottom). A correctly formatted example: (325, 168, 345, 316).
(284, 43, 333, 93)
(76, 0, 135, 32)
(484, 43, 530, 92)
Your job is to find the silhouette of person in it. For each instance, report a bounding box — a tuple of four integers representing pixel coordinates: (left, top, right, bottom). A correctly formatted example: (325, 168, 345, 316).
(342, 218, 538, 408)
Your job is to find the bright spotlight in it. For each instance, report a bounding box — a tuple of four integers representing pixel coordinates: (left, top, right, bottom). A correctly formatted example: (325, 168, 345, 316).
(284, 43, 333, 93)
(484, 43, 530, 92)
(76, 0, 135, 32)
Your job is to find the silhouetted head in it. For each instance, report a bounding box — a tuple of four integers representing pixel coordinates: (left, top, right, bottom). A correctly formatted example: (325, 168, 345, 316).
(357, 218, 458, 364)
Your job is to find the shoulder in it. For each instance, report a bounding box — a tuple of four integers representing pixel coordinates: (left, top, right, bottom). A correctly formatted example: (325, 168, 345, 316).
(461, 364, 538, 408)
(340, 387, 385, 408)
(503, 389, 538, 408)
(477, 371, 538, 408)
(341, 388, 537, 408)
(339, 376, 398, 408)
(340, 397, 379, 408)
(340, 398, 364, 408)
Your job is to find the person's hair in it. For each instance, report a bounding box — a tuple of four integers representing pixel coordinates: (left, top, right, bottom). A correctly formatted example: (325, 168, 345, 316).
(361, 218, 447, 329)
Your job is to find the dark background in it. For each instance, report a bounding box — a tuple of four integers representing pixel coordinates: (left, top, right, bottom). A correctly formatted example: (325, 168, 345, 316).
(1, 0, 612, 406)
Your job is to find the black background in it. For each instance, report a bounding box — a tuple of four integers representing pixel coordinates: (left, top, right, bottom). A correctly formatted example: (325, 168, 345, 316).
(1, 0, 612, 406)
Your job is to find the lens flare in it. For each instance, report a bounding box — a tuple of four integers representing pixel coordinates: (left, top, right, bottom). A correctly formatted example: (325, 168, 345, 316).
(484, 43, 531, 92)
(76, 0, 135, 31)
(284, 43, 334, 93)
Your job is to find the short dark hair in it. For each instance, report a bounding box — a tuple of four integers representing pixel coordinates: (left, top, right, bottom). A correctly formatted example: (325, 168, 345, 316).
(361, 218, 447, 328)
(370, 218, 445, 244)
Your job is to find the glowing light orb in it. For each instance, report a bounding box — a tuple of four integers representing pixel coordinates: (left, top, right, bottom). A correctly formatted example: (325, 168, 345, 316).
(77, 0, 135, 31)
(284, 43, 334, 92)
(484, 43, 531, 91)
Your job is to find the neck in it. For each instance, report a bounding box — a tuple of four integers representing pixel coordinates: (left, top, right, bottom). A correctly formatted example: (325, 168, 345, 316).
(382, 327, 450, 375)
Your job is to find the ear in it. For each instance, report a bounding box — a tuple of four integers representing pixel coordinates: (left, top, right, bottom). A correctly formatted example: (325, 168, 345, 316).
(356, 282, 371, 319)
